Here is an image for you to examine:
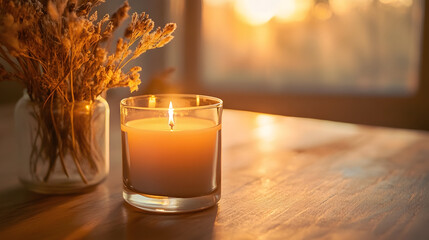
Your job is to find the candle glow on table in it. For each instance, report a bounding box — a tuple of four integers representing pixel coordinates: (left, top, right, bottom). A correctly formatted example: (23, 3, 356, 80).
(121, 101, 221, 198)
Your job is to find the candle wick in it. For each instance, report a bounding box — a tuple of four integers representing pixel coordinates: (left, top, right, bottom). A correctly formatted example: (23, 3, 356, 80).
(170, 123, 174, 130)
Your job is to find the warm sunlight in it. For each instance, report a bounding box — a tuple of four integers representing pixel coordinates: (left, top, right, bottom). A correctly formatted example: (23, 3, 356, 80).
(234, 0, 277, 25)
(233, 0, 311, 26)
(276, 0, 312, 23)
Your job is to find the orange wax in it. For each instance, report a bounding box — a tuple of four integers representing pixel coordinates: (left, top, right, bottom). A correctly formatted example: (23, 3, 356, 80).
(121, 117, 221, 198)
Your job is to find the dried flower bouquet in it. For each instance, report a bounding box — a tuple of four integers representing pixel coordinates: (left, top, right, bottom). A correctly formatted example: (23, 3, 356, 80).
(0, 0, 176, 185)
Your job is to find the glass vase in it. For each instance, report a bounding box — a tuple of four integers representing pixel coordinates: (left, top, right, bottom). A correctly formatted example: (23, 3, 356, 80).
(14, 92, 109, 194)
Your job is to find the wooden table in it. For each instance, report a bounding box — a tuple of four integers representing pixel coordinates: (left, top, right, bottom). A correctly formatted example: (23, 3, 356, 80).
(1, 105, 429, 239)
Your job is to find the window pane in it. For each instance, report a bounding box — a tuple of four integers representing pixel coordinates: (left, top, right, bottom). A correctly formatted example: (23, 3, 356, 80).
(201, 0, 423, 95)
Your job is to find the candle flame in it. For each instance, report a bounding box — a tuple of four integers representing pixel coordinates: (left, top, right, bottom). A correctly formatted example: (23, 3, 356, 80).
(168, 101, 174, 130)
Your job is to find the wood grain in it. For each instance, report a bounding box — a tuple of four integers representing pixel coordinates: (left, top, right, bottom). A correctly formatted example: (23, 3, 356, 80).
(1, 105, 429, 239)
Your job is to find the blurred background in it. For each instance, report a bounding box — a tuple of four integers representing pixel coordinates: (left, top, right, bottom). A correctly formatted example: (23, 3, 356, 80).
(1, 0, 428, 130)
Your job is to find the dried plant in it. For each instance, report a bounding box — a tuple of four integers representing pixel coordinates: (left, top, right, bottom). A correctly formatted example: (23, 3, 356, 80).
(0, 0, 176, 184)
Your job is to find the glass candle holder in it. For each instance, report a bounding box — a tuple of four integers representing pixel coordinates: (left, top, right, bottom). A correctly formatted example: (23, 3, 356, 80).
(121, 94, 223, 213)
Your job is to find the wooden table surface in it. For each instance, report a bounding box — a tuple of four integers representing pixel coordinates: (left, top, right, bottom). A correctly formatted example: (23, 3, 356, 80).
(1, 105, 429, 240)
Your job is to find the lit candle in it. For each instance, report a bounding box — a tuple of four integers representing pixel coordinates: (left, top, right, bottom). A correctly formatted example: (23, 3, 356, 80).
(121, 94, 222, 213)
(122, 102, 221, 197)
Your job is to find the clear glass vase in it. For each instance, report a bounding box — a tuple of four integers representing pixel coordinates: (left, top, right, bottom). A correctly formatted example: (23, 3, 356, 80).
(14, 92, 109, 194)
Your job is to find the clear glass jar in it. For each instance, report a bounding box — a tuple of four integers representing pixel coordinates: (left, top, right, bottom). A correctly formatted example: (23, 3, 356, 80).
(121, 94, 223, 213)
(14, 92, 109, 194)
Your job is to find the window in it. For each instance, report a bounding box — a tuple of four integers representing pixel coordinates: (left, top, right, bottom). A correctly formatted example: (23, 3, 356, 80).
(200, 0, 423, 95)
(165, 0, 429, 129)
